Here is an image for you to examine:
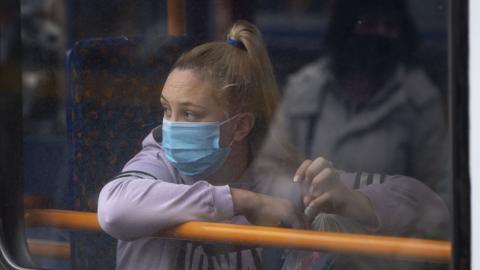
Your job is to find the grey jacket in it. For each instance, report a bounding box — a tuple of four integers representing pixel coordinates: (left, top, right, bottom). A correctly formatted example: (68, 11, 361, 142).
(277, 57, 450, 204)
(97, 129, 449, 270)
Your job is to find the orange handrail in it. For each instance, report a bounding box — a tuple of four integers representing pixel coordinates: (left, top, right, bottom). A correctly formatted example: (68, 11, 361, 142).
(26, 209, 100, 231)
(164, 222, 450, 263)
(25, 209, 451, 263)
(27, 239, 70, 260)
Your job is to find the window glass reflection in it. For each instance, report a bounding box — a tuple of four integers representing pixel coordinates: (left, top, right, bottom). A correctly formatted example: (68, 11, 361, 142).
(21, 1, 450, 270)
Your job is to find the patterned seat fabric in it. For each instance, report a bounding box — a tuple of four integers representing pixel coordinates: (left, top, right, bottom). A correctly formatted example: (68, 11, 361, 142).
(66, 35, 193, 270)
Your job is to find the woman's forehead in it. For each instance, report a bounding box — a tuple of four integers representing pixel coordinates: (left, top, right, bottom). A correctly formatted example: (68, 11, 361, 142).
(162, 69, 223, 107)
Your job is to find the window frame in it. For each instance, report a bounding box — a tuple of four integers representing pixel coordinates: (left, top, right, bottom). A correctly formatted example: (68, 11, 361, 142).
(0, 0, 41, 269)
(450, 0, 470, 269)
(0, 0, 471, 269)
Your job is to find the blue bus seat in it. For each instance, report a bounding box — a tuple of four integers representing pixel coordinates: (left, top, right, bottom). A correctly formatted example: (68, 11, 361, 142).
(65, 35, 193, 270)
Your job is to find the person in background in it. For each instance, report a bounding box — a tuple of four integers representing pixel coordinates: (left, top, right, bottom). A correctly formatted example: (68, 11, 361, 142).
(97, 20, 448, 270)
(264, 0, 451, 268)
(274, 0, 450, 206)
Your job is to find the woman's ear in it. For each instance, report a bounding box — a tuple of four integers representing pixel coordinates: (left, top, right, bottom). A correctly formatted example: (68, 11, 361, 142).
(232, 113, 255, 143)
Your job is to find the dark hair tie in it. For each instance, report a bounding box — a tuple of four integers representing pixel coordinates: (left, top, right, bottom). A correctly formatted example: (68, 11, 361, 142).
(226, 37, 246, 50)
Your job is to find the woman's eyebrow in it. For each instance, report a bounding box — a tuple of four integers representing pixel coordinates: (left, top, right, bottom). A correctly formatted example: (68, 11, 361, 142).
(160, 95, 169, 104)
(178, 102, 208, 110)
(161, 96, 207, 110)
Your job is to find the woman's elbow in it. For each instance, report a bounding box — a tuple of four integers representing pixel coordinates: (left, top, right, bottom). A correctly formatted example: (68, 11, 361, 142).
(97, 187, 140, 241)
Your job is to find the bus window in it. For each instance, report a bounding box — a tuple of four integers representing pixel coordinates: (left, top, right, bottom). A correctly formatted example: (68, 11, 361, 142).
(0, 0, 467, 269)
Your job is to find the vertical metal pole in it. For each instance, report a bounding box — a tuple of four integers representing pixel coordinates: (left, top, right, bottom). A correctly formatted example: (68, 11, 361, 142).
(215, 0, 232, 40)
(167, 0, 186, 36)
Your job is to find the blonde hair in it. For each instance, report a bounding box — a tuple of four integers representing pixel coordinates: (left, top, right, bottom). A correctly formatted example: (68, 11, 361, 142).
(172, 20, 279, 159)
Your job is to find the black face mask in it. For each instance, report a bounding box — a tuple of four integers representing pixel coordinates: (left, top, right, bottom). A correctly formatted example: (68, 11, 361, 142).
(332, 34, 401, 78)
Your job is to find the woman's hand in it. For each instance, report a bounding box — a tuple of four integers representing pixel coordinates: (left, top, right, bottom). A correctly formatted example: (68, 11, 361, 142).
(294, 157, 378, 228)
(231, 188, 307, 229)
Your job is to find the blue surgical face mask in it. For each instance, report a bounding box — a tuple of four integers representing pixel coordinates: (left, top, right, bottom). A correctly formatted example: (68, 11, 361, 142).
(161, 115, 238, 177)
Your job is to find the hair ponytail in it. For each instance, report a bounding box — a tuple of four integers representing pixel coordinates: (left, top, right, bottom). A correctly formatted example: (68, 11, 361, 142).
(226, 21, 279, 124)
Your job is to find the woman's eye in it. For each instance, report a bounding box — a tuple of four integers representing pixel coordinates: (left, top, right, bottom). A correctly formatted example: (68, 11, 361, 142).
(184, 111, 196, 120)
(161, 106, 171, 116)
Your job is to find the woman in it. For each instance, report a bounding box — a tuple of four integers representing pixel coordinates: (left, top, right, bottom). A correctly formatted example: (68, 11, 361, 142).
(98, 21, 448, 270)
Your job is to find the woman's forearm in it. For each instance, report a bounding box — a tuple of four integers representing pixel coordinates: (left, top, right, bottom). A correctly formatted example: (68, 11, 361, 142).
(98, 178, 234, 240)
(230, 188, 260, 216)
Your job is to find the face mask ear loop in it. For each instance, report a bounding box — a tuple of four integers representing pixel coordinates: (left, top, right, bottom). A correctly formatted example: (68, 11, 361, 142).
(219, 113, 241, 126)
(228, 138, 235, 148)
(220, 113, 242, 148)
